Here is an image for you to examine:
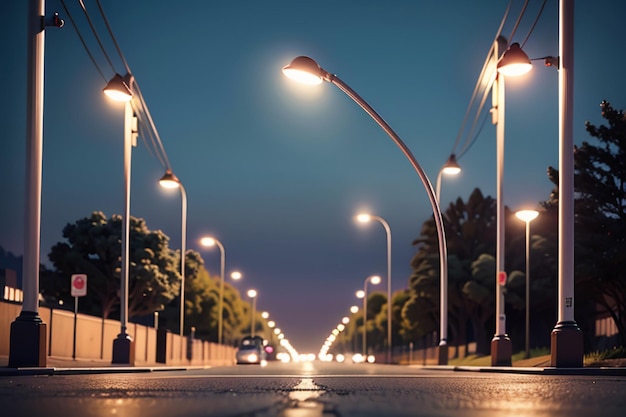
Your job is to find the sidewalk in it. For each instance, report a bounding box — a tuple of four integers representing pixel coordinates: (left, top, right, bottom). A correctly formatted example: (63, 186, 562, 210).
(0, 355, 209, 376)
(418, 355, 626, 376)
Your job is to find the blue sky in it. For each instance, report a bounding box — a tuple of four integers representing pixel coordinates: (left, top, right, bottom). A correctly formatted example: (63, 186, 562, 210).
(2, 1, 625, 353)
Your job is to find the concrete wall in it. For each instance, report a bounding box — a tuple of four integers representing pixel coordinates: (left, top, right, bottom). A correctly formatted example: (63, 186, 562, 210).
(0, 300, 235, 366)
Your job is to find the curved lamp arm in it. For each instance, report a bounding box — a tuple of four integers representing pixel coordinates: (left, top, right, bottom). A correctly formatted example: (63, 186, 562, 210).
(284, 57, 449, 347)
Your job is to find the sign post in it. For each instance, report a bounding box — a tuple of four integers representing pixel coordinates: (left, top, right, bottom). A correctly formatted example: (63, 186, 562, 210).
(71, 274, 87, 360)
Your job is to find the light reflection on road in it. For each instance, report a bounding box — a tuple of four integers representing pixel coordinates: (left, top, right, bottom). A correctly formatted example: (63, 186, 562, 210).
(283, 378, 325, 417)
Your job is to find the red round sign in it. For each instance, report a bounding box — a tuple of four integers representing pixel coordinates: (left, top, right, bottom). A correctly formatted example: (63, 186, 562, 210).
(73, 276, 85, 289)
(497, 271, 507, 286)
(71, 274, 87, 297)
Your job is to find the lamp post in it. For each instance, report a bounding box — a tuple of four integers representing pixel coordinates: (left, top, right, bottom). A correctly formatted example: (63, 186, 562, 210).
(515, 209, 539, 359)
(159, 169, 188, 357)
(283, 56, 450, 365)
(200, 236, 226, 345)
(356, 213, 392, 364)
(486, 35, 533, 366)
(102, 72, 136, 364)
(8, 0, 57, 367)
(357, 275, 381, 357)
(435, 154, 462, 203)
(497, 0, 582, 367)
(247, 289, 257, 337)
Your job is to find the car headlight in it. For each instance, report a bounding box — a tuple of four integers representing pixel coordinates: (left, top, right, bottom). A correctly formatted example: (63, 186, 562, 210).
(246, 353, 258, 362)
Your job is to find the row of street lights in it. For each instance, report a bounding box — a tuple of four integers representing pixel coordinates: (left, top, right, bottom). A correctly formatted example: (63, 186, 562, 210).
(281, 0, 582, 367)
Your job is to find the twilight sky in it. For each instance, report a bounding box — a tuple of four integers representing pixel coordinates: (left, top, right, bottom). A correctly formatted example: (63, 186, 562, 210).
(2, 1, 625, 354)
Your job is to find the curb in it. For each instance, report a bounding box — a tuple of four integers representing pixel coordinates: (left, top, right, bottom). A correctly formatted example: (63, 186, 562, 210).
(421, 365, 626, 376)
(0, 366, 194, 377)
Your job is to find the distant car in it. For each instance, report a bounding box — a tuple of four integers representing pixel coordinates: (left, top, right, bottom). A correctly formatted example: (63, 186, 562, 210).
(236, 336, 267, 364)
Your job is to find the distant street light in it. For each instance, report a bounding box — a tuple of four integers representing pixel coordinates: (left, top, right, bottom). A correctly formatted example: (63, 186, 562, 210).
(435, 154, 462, 203)
(200, 236, 227, 344)
(515, 209, 539, 359)
(247, 289, 258, 337)
(159, 170, 188, 356)
(283, 56, 449, 364)
(358, 275, 381, 357)
(356, 213, 393, 363)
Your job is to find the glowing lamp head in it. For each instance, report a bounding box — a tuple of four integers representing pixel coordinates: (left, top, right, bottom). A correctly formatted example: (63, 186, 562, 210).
(200, 237, 216, 247)
(370, 275, 382, 285)
(356, 213, 372, 223)
(282, 56, 324, 85)
(356, 290, 365, 299)
(442, 154, 461, 175)
(515, 209, 539, 223)
(497, 43, 532, 76)
(247, 289, 257, 298)
(159, 170, 181, 189)
(350, 305, 359, 314)
(231, 271, 242, 280)
(103, 73, 133, 102)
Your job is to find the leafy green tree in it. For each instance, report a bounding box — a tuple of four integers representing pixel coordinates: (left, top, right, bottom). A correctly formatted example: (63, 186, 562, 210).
(42, 211, 180, 319)
(546, 100, 626, 348)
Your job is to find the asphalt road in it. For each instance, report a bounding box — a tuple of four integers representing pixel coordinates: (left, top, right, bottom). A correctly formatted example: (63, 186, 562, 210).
(1, 361, 625, 416)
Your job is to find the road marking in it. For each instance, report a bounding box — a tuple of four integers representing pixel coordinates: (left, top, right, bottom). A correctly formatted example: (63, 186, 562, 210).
(282, 378, 326, 417)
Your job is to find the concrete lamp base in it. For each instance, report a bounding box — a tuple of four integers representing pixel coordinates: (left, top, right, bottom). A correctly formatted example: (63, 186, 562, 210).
(112, 333, 135, 365)
(491, 334, 512, 366)
(8, 311, 47, 368)
(437, 343, 449, 365)
(551, 321, 583, 367)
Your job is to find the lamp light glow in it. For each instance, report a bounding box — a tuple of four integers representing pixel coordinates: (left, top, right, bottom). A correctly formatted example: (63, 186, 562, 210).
(282, 56, 325, 85)
(515, 209, 539, 223)
(356, 213, 371, 223)
(159, 169, 181, 189)
(441, 154, 461, 175)
(497, 43, 532, 76)
(103, 74, 133, 102)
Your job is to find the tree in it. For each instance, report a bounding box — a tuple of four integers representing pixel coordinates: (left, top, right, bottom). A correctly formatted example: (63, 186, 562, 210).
(547, 100, 626, 348)
(42, 211, 180, 320)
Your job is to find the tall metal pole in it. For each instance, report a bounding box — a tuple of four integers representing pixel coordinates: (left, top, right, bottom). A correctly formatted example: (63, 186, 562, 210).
(215, 240, 225, 345)
(525, 219, 531, 359)
(362, 285, 367, 357)
(551, 0, 583, 367)
(491, 37, 512, 366)
(8, 0, 47, 368)
(178, 184, 187, 358)
(112, 100, 135, 364)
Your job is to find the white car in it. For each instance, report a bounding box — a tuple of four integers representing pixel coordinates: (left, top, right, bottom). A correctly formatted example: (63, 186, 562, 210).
(236, 336, 267, 364)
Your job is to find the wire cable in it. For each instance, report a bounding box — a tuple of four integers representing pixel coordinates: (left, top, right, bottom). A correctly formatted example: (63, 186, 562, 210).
(93, 0, 173, 171)
(59, 0, 107, 82)
(448, 0, 512, 158)
(95, 0, 132, 77)
(520, 0, 548, 49)
(76, 0, 117, 74)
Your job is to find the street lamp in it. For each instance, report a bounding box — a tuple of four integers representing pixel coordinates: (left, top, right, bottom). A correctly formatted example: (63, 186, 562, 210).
(498, 1, 582, 368)
(247, 289, 257, 337)
(356, 213, 392, 363)
(283, 56, 450, 365)
(8, 0, 59, 367)
(357, 275, 381, 357)
(200, 236, 226, 345)
(435, 154, 462, 203)
(159, 169, 188, 356)
(515, 209, 539, 359)
(103, 72, 136, 365)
